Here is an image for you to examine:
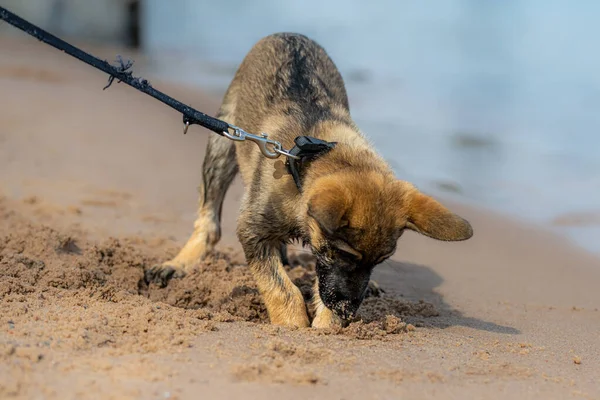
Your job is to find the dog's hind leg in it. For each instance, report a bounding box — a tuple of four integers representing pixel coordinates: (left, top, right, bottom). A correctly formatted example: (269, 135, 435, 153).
(145, 122, 238, 287)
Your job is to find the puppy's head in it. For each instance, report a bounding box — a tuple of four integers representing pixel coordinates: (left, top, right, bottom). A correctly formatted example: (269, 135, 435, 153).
(304, 171, 472, 320)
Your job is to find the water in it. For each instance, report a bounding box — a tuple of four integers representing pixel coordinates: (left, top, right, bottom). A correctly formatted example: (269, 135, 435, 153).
(140, 0, 600, 253)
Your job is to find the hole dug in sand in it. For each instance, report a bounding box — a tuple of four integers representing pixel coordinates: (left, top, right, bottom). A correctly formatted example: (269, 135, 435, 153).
(143, 250, 438, 339)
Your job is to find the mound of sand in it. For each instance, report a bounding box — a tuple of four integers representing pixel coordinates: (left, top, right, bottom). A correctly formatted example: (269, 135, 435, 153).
(0, 195, 437, 368)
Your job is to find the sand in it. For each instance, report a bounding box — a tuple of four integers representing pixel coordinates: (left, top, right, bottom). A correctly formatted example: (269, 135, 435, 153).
(1, 37, 600, 399)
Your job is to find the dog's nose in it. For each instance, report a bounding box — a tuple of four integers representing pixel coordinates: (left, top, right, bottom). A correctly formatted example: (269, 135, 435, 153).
(332, 300, 360, 320)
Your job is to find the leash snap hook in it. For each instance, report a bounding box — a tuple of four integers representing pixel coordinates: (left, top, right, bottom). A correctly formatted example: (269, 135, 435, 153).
(248, 132, 281, 159)
(224, 125, 281, 159)
(222, 124, 300, 160)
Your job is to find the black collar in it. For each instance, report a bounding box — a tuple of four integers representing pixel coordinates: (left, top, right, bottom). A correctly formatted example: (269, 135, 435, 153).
(285, 136, 337, 191)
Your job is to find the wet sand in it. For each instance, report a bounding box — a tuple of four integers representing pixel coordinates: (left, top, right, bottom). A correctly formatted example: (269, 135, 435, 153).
(1, 37, 600, 399)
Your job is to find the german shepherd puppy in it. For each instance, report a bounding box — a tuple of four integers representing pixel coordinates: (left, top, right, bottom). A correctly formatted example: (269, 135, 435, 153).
(146, 33, 473, 328)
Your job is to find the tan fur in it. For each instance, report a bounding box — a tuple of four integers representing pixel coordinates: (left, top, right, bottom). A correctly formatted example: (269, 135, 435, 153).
(146, 33, 473, 327)
(249, 248, 310, 327)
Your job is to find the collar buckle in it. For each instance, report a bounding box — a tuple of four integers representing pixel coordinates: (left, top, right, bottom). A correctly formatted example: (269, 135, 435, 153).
(285, 136, 337, 191)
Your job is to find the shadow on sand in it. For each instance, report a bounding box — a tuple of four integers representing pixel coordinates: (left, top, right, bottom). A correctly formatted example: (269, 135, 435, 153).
(373, 260, 520, 335)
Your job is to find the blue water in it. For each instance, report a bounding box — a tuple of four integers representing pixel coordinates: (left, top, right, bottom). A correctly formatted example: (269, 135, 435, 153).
(140, 0, 600, 253)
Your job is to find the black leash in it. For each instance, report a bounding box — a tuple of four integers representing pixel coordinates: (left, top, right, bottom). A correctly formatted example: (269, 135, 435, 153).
(0, 7, 228, 135)
(0, 6, 336, 191)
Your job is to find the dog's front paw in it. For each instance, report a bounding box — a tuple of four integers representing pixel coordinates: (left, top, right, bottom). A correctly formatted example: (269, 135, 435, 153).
(311, 306, 342, 329)
(266, 285, 311, 328)
(272, 311, 311, 329)
(144, 262, 187, 288)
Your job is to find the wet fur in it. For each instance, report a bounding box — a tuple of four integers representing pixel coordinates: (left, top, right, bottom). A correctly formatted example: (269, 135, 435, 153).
(145, 33, 473, 328)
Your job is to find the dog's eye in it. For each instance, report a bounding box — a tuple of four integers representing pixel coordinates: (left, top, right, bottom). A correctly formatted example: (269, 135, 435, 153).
(334, 241, 363, 260)
(338, 248, 360, 260)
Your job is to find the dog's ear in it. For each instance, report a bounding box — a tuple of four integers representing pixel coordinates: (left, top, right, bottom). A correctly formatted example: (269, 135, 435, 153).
(307, 186, 350, 235)
(402, 189, 473, 241)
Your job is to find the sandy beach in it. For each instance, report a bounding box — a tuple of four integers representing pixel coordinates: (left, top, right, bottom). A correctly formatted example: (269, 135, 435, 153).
(1, 37, 599, 399)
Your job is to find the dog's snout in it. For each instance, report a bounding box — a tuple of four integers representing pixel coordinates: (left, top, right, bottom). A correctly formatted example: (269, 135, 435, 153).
(331, 299, 361, 320)
(316, 260, 372, 321)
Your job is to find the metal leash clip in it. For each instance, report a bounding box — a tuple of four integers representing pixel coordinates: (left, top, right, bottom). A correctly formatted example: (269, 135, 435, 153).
(223, 125, 299, 160)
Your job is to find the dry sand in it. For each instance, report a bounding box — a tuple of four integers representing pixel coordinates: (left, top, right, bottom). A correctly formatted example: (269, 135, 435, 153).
(1, 37, 599, 399)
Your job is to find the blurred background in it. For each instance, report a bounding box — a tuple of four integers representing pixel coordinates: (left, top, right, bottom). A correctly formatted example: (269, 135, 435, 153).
(1, 0, 599, 252)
